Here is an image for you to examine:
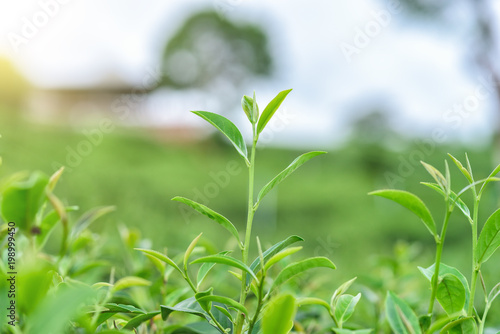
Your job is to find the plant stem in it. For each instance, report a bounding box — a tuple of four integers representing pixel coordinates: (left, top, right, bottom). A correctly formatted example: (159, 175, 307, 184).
(236, 127, 258, 334)
(468, 198, 480, 316)
(184, 271, 226, 333)
(428, 204, 452, 314)
(248, 273, 266, 334)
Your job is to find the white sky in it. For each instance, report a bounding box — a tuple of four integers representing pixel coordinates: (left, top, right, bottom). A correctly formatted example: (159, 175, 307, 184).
(0, 0, 498, 148)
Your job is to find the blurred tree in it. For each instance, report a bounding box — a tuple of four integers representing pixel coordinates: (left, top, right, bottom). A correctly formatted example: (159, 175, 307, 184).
(393, 0, 500, 148)
(346, 109, 401, 175)
(0, 57, 30, 107)
(159, 10, 272, 107)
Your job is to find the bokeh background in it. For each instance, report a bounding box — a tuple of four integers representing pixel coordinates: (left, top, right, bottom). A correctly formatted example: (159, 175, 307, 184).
(1, 0, 500, 289)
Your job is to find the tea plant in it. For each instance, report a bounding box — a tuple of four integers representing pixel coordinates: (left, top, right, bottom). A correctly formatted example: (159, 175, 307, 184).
(134, 90, 366, 333)
(370, 154, 500, 333)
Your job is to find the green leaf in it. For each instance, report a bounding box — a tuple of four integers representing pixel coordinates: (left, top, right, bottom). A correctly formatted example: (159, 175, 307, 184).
(242, 95, 253, 123)
(104, 303, 146, 314)
(436, 274, 466, 315)
(171, 322, 222, 334)
(135, 248, 183, 274)
(418, 263, 470, 310)
(331, 277, 357, 309)
(479, 160, 500, 196)
(252, 91, 259, 123)
(248, 235, 304, 284)
(264, 246, 302, 271)
(112, 277, 151, 292)
(476, 208, 500, 264)
(184, 233, 203, 271)
(1, 171, 49, 231)
(369, 189, 436, 238)
(27, 284, 95, 334)
(421, 182, 471, 221)
(442, 317, 477, 334)
(448, 154, 473, 183)
(334, 293, 361, 325)
(256, 151, 326, 205)
(242, 93, 259, 124)
(296, 297, 330, 311)
(48, 166, 65, 191)
(257, 89, 292, 135)
(271, 257, 336, 290)
(192, 111, 248, 164)
(262, 293, 296, 334)
(332, 330, 372, 334)
(214, 305, 233, 323)
(197, 251, 230, 288)
(196, 295, 248, 316)
(191, 254, 258, 281)
(161, 297, 233, 333)
(173, 197, 241, 246)
(421, 161, 448, 193)
(488, 282, 500, 303)
(71, 206, 115, 238)
(124, 311, 161, 330)
(385, 292, 421, 334)
(195, 287, 213, 313)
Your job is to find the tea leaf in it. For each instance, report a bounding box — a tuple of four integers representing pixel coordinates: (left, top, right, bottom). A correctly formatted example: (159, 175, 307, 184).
(436, 274, 466, 315)
(262, 293, 296, 334)
(48, 166, 64, 191)
(440, 317, 477, 333)
(421, 161, 448, 193)
(192, 111, 249, 164)
(104, 303, 145, 314)
(173, 197, 241, 246)
(369, 189, 436, 238)
(112, 276, 151, 292)
(421, 182, 471, 221)
(332, 330, 373, 334)
(27, 285, 95, 334)
(257, 89, 292, 135)
(1, 171, 49, 231)
(297, 297, 330, 311)
(271, 257, 335, 290)
(479, 161, 500, 196)
(242, 95, 254, 123)
(124, 311, 161, 330)
(197, 251, 230, 289)
(334, 293, 361, 325)
(418, 263, 470, 310)
(191, 254, 258, 281)
(448, 154, 473, 183)
(135, 248, 183, 274)
(184, 233, 203, 271)
(195, 287, 213, 312)
(476, 208, 500, 264)
(214, 305, 233, 323)
(264, 246, 302, 271)
(331, 277, 358, 309)
(385, 292, 421, 334)
(256, 151, 326, 205)
(248, 235, 304, 284)
(161, 297, 233, 332)
(196, 295, 248, 316)
(71, 206, 115, 238)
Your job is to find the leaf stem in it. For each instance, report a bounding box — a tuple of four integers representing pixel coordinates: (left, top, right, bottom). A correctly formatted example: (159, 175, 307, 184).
(428, 202, 452, 314)
(468, 197, 480, 316)
(236, 126, 258, 334)
(248, 272, 266, 334)
(183, 270, 226, 333)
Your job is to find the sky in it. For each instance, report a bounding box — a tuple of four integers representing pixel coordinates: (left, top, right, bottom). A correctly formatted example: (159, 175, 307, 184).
(0, 0, 498, 148)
